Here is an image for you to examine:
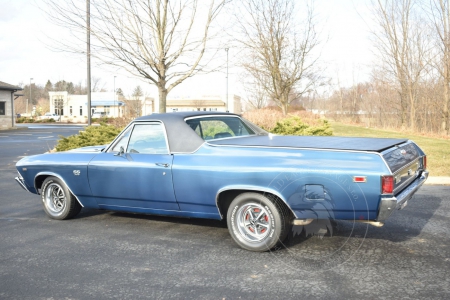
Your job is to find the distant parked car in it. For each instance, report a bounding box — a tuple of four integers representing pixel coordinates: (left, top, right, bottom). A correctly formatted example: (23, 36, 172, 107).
(40, 113, 61, 121)
(92, 112, 106, 118)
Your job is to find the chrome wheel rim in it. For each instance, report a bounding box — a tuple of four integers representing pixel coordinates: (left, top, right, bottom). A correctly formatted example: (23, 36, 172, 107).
(236, 203, 272, 243)
(44, 183, 66, 214)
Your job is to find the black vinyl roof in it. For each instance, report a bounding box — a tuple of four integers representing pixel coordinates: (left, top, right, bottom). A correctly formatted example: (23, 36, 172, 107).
(134, 112, 240, 153)
(133, 112, 407, 153)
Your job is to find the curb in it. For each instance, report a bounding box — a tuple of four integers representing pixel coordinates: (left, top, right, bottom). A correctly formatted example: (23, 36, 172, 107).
(425, 177, 450, 186)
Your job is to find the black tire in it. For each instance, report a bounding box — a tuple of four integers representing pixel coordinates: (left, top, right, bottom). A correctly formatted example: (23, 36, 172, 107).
(41, 176, 82, 220)
(227, 192, 291, 252)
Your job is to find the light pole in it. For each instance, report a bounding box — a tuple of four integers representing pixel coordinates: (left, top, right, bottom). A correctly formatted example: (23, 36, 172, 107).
(28, 78, 33, 116)
(113, 75, 116, 117)
(87, 0, 91, 125)
(225, 48, 229, 112)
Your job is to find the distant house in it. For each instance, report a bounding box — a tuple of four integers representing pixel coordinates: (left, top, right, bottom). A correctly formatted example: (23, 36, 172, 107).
(0, 81, 23, 129)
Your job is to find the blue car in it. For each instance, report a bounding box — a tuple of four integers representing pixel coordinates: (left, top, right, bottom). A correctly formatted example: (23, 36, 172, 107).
(15, 112, 428, 251)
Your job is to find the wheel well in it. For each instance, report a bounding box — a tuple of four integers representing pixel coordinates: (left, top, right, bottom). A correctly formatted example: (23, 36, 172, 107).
(216, 189, 294, 220)
(34, 175, 50, 194)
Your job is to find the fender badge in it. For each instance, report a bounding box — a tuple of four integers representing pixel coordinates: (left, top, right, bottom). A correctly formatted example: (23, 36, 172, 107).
(73, 170, 80, 176)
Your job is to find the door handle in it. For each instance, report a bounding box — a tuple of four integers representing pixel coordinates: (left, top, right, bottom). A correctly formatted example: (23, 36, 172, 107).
(155, 163, 169, 168)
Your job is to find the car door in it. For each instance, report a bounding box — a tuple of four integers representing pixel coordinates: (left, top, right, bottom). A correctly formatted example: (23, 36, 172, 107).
(88, 122, 179, 211)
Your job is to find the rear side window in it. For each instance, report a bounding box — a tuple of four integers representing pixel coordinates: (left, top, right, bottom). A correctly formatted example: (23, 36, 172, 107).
(186, 117, 255, 140)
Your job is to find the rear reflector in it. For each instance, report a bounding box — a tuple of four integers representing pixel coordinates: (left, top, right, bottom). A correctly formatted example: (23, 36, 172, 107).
(382, 176, 394, 194)
(353, 176, 367, 183)
(423, 156, 427, 170)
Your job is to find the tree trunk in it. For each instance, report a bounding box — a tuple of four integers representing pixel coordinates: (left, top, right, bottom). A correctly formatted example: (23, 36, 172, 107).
(443, 82, 449, 134)
(158, 85, 168, 113)
(409, 88, 416, 131)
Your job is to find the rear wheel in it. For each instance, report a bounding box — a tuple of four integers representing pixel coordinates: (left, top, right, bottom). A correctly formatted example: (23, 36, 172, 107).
(227, 192, 290, 251)
(41, 176, 81, 220)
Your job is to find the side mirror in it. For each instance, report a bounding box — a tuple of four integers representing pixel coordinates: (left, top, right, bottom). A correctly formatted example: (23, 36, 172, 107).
(114, 146, 124, 156)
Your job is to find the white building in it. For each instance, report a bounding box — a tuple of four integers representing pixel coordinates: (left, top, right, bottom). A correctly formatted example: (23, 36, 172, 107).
(164, 94, 242, 114)
(49, 91, 126, 121)
(48, 91, 242, 122)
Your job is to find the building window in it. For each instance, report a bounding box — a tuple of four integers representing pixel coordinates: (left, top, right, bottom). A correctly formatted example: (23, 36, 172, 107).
(203, 108, 207, 111)
(69, 106, 73, 116)
(80, 106, 83, 116)
(0, 102, 5, 115)
(105, 106, 110, 115)
(53, 97, 64, 115)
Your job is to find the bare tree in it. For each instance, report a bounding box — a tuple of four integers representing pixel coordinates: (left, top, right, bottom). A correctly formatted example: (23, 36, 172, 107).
(92, 76, 106, 92)
(240, 73, 268, 110)
(236, 0, 322, 115)
(124, 85, 144, 117)
(371, 0, 429, 131)
(428, 0, 450, 134)
(45, 0, 227, 113)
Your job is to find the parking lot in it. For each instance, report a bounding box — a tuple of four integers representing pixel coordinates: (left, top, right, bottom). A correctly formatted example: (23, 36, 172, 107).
(1, 125, 450, 299)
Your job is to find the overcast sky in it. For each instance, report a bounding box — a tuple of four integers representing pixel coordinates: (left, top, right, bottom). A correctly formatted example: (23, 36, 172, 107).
(0, 0, 374, 98)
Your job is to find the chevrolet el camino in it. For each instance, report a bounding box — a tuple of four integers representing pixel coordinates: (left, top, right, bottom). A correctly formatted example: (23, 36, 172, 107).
(15, 111, 428, 251)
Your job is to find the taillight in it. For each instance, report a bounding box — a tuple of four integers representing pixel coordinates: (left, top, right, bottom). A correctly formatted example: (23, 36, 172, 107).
(382, 176, 394, 194)
(423, 156, 427, 170)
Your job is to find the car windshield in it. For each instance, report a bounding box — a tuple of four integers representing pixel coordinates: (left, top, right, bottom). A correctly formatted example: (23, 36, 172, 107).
(185, 116, 267, 140)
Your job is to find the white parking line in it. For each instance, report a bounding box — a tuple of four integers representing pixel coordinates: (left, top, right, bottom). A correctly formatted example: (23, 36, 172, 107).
(27, 132, 53, 134)
(12, 133, 32, 136)
(38, 136, 54, 139)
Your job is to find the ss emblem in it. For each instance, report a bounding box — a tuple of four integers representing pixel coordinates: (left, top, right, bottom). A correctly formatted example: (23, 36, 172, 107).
(73, 170, 81, 176)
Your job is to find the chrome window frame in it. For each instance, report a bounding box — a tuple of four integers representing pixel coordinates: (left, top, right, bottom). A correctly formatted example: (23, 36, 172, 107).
(105, 121, 171, 154)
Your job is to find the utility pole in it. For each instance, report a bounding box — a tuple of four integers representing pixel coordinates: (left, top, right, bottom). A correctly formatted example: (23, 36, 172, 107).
(28, 78, 33, 115)
(225, 48, 229, 112)
(87, 0, 91, 125)
(114, 75, 116, 117)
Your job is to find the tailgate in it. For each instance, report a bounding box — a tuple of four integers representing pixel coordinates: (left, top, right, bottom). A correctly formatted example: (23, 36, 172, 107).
(382, 141, 426, 194)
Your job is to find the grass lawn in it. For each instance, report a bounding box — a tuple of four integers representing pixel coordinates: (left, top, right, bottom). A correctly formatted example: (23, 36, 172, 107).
(331, 122, 450, 177)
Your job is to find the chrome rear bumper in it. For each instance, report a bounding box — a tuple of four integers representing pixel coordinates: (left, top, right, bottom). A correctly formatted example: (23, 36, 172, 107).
(15, 176, 30, 193)
(377, 170, 429, 222)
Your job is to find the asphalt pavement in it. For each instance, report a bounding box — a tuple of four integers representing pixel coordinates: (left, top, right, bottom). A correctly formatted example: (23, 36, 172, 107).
(1, 125, 449, 299)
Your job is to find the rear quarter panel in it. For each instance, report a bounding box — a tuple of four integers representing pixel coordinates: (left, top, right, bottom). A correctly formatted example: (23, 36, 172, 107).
(172, 144, 390, 220)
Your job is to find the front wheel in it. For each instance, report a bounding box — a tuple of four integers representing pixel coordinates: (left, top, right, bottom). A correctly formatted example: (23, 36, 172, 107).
(41, 176, 81, 220)
(227, 193, 290, 252)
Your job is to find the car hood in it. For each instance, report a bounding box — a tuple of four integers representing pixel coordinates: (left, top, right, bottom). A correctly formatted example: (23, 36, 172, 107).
(207, 135, 408, 152)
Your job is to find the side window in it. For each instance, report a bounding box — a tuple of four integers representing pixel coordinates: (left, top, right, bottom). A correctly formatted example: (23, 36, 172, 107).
(127, 123, 169, 154)
(185, 117, 255, 140)
(110, 126, 132, 152)
(200, 120, 234, 140)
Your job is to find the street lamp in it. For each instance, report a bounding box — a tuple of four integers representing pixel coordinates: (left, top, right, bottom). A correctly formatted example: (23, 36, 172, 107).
(28, 78, 33, 116)
(225, 48, 229, 112)
(113, 75, 116, 117)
